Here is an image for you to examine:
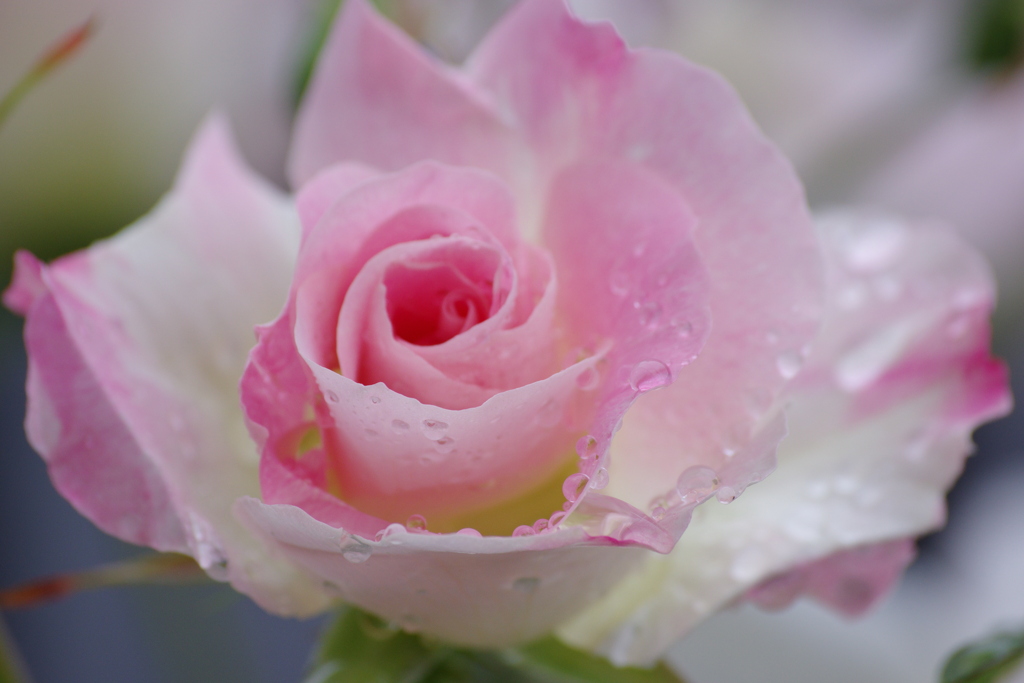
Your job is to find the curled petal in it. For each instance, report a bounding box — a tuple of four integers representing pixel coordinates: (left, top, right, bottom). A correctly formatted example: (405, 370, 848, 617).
(235, 498, 646, 647)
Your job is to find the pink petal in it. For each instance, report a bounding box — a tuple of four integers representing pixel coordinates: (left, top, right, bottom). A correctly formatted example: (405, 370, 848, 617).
(558, 212, 1010, 665)
(7, 115, 329, 615)
(245, 162, 607, 533)
(469, 0, 821, 532)
(235, 497, 646, 647)
(745, 539, 917, 616)
(289, 0, 516, 187)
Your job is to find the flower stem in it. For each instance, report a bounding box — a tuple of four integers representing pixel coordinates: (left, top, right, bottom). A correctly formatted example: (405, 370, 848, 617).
(0, 553, 207, 610)
(0, 17, 96, 130)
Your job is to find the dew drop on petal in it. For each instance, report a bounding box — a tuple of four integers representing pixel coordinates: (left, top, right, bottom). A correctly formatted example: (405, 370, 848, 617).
(676, 466, 719, 505)
(406, 514, 427, 531)
(776, 350, 803, 380)
(562, 473, 590, 502)
(532, 519, 549, 533)
(341, 542, 372, 564)
(576, 435, 599, 459)
(392, 419, 410, 431)
(634, 301, 663, 328)
(629, 360, 671, 393)
(370, 395, 381, 404)
(456, 527, 482, 536)
(421, 419, 449, 438)
(325, 390, 339, 403)
(716, 486, 737, 504)
(549, 511, 567, 526)
(512, 525, 536, 537)
(591, 467, 609, 490)
(672, 319, 693, 339)
(433, 436, 456, 453)
(649, 497, 669, 521)
(576, 366, 600, 391)
(375, 523, 407, 541)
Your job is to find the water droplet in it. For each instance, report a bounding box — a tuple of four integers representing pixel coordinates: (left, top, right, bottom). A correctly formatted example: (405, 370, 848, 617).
(722, 447, 736, 457)
(392, 419, 410, 431)
(421, 419, 449, 438)
(549, 511, 567, 526)
(532, 519, 549, 533)
(433, 436, 455, 453)
(591, 467, 609, 490)
(576, 366, 600, 391)
(513, 525, 536, 537)
(634, 301, 662, 328)
(629, 360, 671, 393)
(776, 351, 803, 380)
(370, 395, 381, 404)
(513, 577, 540, 593)
(609, 272, 630, 297)
(375, 523, 407, 541)
(673, 320, 693, 338)
(649, 497, 669, 520)
(716, 486, 737, 504)
(576, 435, 599, 459)
(562, 473, 590, 502)
(325, 390, 339, 403)
(406, 514, 427, 531)
(676, 466, 719, 505)
(341, 541, 372, 564)
(456, 527, 482, 537)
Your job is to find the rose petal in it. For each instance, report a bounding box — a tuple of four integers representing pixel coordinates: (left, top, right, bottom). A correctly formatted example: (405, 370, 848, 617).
(235, 497, 645, 647)
(467, 0, 823, 522)
(557, 212, 1010, 665)
(289, 0, 517, 187)
(5, 115, 329, 615)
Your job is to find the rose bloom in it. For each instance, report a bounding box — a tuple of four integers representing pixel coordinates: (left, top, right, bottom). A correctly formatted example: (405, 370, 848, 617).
(4, 0, 1009, 666)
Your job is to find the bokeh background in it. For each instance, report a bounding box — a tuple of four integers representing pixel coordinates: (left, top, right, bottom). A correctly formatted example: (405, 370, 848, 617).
(1, 0, 1022, 681)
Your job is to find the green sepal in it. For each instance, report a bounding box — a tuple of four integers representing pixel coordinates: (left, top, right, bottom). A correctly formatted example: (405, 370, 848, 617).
(305, 606, 688, 683)
(941, 624, 1024, 683)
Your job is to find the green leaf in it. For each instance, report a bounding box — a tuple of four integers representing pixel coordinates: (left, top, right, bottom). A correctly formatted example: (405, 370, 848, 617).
(966, 0, 1024, 71)
(941, 625, 1024, 683)
(308, 607, 689, 683)
(496, 637, 686, 683)
(305, 607, 446, 683)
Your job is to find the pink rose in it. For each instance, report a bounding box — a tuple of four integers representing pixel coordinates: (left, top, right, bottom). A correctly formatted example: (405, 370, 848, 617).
(4, 0, 1009, 666)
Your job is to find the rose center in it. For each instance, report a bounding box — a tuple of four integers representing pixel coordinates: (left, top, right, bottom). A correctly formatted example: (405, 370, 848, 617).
(385, 260, 496, 346)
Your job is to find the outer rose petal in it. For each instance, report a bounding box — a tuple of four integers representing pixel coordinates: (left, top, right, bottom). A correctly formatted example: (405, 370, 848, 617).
(557, 212, 1010, 665)
(289, 0, 518, 187)
(236, 499, 646, 647)
(285, 0, 823, 545)
(3, 116, 329, 616)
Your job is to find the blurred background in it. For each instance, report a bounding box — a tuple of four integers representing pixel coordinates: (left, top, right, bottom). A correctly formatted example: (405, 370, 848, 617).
(1, 0, 1022, 680)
